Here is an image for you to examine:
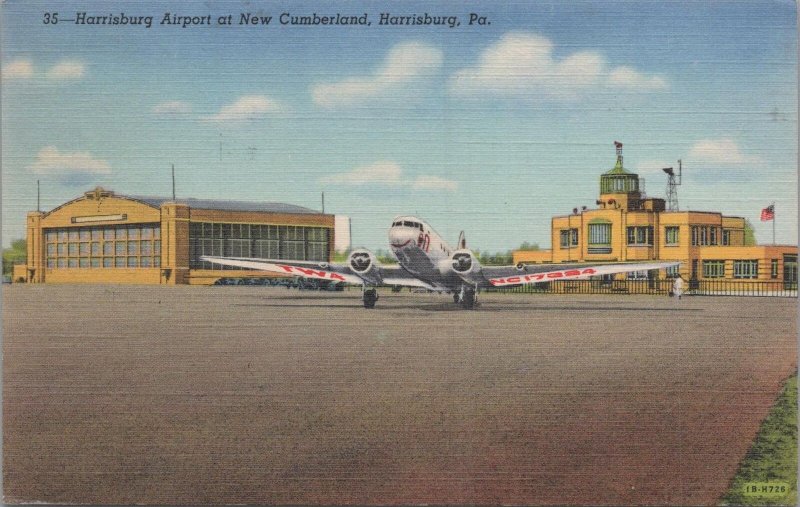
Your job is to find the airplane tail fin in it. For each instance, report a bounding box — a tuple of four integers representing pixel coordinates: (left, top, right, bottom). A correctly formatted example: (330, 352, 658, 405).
(457, 231, 466, 249)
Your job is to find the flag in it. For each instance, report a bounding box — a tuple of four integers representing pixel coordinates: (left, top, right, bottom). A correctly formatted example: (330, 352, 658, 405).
(760, 205, 775, 222)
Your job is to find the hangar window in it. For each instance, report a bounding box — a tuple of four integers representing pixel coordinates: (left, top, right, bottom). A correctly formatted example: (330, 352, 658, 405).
(189, 221, 331, 269)
(44, 224, 162, 270)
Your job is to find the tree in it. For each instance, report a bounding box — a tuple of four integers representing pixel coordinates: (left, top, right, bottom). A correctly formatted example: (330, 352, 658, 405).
(743, 219, 757, 246)
(517, 242, 540, 251)
(3, 239, 26, 277)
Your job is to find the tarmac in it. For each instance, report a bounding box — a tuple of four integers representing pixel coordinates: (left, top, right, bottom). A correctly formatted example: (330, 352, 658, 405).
(3, 285, 797, 505)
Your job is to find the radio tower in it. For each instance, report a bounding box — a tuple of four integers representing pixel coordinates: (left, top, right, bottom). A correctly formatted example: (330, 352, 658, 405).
(663, 159, 682, 211)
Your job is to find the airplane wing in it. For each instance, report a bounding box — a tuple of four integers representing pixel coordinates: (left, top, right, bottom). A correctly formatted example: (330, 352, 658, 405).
(201, 256, 365, 284)
(481, 261, 679, 288)
(200, 255, 437, 289)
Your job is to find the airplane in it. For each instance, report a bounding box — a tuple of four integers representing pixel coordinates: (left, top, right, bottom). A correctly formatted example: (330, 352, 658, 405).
(202, 215, 679, 309)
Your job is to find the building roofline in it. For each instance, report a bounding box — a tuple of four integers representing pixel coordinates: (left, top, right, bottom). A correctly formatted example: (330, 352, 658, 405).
(41, 188, 325, 217)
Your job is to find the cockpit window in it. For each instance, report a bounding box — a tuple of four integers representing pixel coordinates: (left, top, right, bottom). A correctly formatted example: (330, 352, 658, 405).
(400, 221, 422, 229)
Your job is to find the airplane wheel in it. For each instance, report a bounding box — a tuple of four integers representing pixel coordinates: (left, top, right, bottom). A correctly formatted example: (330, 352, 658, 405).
(363, 288, 378, 309)
(453, 293, 460, 304)
(461, 288, 476, 309)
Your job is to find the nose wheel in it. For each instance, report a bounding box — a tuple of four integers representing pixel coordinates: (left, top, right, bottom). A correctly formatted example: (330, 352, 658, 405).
(363, 288, 378, 309)
(456, 286, 477, 309)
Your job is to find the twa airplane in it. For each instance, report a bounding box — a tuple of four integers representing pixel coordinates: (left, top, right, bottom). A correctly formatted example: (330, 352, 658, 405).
(202, 215, 678, 309)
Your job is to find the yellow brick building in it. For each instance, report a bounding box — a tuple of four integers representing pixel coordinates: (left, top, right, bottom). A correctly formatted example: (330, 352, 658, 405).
(514, 147, 798, 286)
(18, 187, 335, 285)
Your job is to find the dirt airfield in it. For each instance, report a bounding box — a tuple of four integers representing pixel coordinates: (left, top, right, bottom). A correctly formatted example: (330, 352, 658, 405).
(3, 285, 797, 505)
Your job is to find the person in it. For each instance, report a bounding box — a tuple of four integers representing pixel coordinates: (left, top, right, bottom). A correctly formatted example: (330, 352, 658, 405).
(672, 274, 684, 300)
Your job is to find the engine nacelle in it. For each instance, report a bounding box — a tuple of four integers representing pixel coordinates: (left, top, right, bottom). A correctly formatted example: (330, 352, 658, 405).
(348, 249, 380, 282)
(451, 249, 482, 282)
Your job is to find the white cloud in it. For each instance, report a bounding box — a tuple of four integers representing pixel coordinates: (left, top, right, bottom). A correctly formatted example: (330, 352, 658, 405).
(450, 32, 668, 100)
(320, 161, 404, 185)
(152, 100, 193, 115)
(688, 139, 764, 167)
(608, 66, 668, 90)
(312, 42, 443, 108)
(46, 60, 85, 79)
(320, 161, 458, 191)
(411, 175, 459, 191)
(202, 95, 284, 122)
(2, 59, 34, 80)
(26, 146, 111, 175)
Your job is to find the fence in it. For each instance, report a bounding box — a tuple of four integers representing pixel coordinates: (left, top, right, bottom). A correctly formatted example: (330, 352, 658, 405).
(489, 279, 798, 297)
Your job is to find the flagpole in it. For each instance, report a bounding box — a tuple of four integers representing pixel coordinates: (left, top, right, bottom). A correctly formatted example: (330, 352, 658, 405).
(772, 202, 776, 245)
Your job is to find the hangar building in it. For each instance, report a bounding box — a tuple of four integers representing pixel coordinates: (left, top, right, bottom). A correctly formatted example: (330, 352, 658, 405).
(17, 187, 335, 285)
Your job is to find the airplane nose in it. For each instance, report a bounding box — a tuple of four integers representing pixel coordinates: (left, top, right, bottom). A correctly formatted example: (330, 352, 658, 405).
(389, 227, 417, 248)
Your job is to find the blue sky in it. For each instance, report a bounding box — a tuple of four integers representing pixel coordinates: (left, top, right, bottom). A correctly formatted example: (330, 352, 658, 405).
(2, 0, 797, 250)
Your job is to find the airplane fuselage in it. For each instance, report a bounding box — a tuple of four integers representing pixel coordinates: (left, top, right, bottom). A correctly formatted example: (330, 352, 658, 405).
(388, 216, 461, 290)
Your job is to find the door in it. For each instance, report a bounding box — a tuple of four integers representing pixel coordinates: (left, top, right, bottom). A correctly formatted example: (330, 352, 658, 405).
(783, 254, 797, 290)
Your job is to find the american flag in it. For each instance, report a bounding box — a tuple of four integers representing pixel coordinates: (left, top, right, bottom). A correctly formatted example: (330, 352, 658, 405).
(760, 204, 775, 222)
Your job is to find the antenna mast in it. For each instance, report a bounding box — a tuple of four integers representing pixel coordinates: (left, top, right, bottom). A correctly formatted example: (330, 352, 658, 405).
(171, 164, 176, 200)
(663, 159, 682, 211)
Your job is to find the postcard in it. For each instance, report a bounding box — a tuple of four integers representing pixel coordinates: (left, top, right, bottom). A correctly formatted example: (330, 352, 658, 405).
(2, 1, 797, 505)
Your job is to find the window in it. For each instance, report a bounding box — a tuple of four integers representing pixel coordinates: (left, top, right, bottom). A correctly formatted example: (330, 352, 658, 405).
(733, 260, 758, 279)
(702, 260, 725, 279)
(722, 230, 731, 246)
(666, 264, 680, 278)
(771, 259, 779, 279)
(665, 226, 679, 246)
(690, 225, 720, 246)
(627, 270, 649, 280)
(44, 224, 161, 269)
(227, 239, 251, 258)
(559, 229, 578, 249)
(588, 223, 612, 254)
(626, 226, 653, 246)
(189, 221, 331, 269)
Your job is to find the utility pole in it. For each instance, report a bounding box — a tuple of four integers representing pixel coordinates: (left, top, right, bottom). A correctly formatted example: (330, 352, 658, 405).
(321, 191, 325, 214)
(37, 180, 40, 212)
(171, 164, 176, 200)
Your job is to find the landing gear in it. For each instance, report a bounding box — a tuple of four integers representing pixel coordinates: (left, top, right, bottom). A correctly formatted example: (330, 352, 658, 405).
(461, 287, 476, 309)
(456, 286, 477, 309)
(363, 288, 378, 309)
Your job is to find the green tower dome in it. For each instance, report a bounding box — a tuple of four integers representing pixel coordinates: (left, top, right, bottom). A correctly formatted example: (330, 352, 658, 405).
(600, 141, 640, 195)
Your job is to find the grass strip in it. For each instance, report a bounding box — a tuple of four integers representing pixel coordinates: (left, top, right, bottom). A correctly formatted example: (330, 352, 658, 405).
(721, 373, 797, 506)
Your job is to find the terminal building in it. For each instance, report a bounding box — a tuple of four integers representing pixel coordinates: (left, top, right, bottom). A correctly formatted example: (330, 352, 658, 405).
(16, 187, 335, 285)
(513, 144, 798, 286)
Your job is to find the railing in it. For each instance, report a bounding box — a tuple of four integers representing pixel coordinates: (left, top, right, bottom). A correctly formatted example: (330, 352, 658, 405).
(489, 279, 797, 297)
